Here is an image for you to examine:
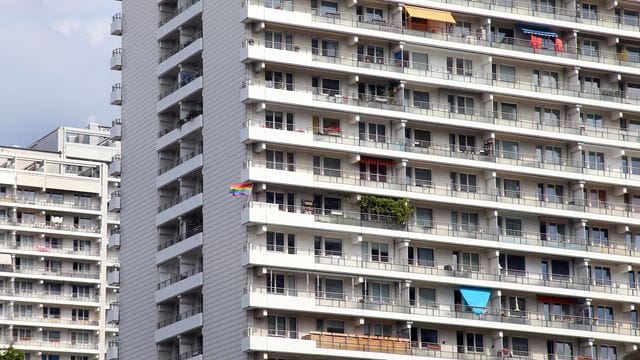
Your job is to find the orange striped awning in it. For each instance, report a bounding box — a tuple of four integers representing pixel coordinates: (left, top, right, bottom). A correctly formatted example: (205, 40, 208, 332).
(404, 5, 456, 24)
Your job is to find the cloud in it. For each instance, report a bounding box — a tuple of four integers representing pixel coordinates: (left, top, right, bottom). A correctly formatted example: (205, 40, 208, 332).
(51, 17, 111, 46)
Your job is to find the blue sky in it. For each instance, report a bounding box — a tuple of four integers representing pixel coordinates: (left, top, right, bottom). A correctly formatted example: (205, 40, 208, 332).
(0, 0, 121, 146)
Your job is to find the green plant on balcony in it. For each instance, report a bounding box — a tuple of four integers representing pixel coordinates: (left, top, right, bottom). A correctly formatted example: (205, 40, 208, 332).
(0, 346, 23, 360)
(358, 195, 412, 225)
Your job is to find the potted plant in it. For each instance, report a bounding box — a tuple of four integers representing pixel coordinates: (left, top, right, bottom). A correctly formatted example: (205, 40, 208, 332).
(358, 195, 412, 225)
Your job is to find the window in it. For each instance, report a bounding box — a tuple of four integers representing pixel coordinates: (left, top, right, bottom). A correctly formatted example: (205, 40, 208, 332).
(74, 194, 92, 207)
(581, 39, 600, 57)
(510, 337, 530, 356)
(535, 107, 561, 126)
(266, 232, 295, 254)
(581, 112, 603, 128)
(265, 110, 294, 131)
(502, 296, 526, 313)
(311, 38, 338, 57)
(267, 315, 298, 339)
(73, 240, 91, 253)
(581, 75, 601, 93)
(313, 156, 341, 177)
(359, 163, 387, 182)
(264, 31, 293, 51)
(536, 145, 562, 164)
(43, 307, 61, 319)
(358, 122, 386, 143)
(413, 168, 432, 187)
(72, 285, 92, 298)
(357, 44, 384, 63)
(457, 331, 484, 353)
(74, 216, 92, 229)
(409, 287, 436, 306)
(45, 260, 62, 273)
(72, 309, 89, 321)
(312, 77, 340, 96)
(533, 70, 558, 89)
(594, 345, 617, 360)
(365, 281, 391, 303)
(265, 70, 294, 91)
(412, 52, 429, 71)
(43, 282, 62, 295)
(499, 254, 526, 276)
(316, 319, 345, 333)
(493, 64, 516, 83)
(415, 207, 433, 228)
(456, 251, 480, 271)
(314, 236, 342, 257)
(405, 128, 431, 148)
(267, 272, 285, 294)
(364, 323, 392, 337)
(447, 57, 473, 76)
(73, 262, 90, 273)
(497, 178, 521, 198)
(71, 332, 90, 344)
(316, 278, 343, 299)
(362, 7, 384, 22)
(543, 302, 572, 320)
(14, 304, 32, 317)
(453, 21, 471, 37)
(16, 189, 35, 201)
(452, 211, 479, 232)
(592, 266, 612, 286)
(590, 227, 609, 246)
(266, 150, 294, 171)
(448, 95, 475, 115)
(547, 340, 573, 358)
(313, 195, 342, 215)
(581, 3, 598, 20)
(15, 281, 33, 293)
(408, 246, 434, 267)
(47, 192, 64, 204)
(368, 242, 389, 262)
(496, 103, 518, 121)
(451, 172, 477, 192)
(12, 328, 32, 340)
(584, 151, 605, 170)
(622, 9, 639, 25)
(16, 235, 34, 247)
(531, 0, 555, 13)
(313, 0, 339, 16)
(595, 305, 614, 325)
(413, 90, 430, 109)
(411, 328, 438, 347)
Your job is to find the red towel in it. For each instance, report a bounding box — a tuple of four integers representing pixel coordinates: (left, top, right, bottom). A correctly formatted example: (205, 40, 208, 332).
(554, 37, 564, 52)
(530, 35, 542, 49)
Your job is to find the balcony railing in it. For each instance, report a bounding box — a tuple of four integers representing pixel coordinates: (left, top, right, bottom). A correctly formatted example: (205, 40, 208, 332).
(245, 160, 638, 219)
(157, 109, 203, 137)
(0, 193, 100, 211)
(159, 0, 201, 26)
(0, 241, 100, 256)
(7, 265, 100, 279)
(159, 71, 203, 100)
(157, 306, 203, 329)
(0, 218, 100, 234)
(244, 202, 640, 256)
(157, 266, 203, 290)
(0, 288, 97, 302)
(0, 337, 99, 350)
(0, 312, 99, 326)
(170, 347, 203, 360)
(245, 286, 640, 335)
(157, 186, 203, 213)
(158, 225, 203, 251)
(159, 31, 203, 63)
(244, 0, 640, 69)
(244, 243, 640, 297)
(244, 327, 599, 360)
(158, 147, 203, 175)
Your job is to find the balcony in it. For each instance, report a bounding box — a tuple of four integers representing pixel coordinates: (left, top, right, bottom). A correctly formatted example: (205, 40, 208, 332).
(156, 187, 203, 226)
(158, 0, 202, 39)
(157, 113, 203, 150)
(0, 288, 98, 303)
(156, 267, 203, 303)
(242, 202, 640, 260)
(110, 83, 122, 105)
(243, 160, 639, 226)
(158, 32, 203, 75)
(157, 72, 203, 113)
(0, 240, 100, 257)
(109, 155, 122, 176)
(155, 307, 203, 343)
(244, 287, 640, 342)
(109, 191, 121, 212)
(156, 150, 203, 188)
(242, 1, 640, 74)
(110, 13, 122, 35)
(109, 230, 121, 248)
(107, 341, 119, 360)
(0, 337, 99, 352)
(108, 269, 120, 286)
(0, 193, 101, 212)
(243, 243, 640, 302)
(157, 226, 203, 264)
(110, 118, 122, 140)
(107, 303, 120, 323)
(111, 48, 122, 70)
(108, 213, 120, 224)
(0, 217, 101, 235)
(244, 328, 597, 360)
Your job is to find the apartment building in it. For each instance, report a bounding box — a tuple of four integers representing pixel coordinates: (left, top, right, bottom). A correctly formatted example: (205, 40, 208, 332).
(0, 123, 121, 360)
(118, 0, 640, 359)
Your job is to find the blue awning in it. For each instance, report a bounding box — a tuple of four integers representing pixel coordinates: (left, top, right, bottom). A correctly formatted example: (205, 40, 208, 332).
(520, 26, 557, 38)
(460, 287, 492, 315)
(520, 27, 558, 38)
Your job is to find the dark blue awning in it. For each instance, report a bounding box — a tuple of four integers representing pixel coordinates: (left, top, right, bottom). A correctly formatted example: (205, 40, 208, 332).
(520, 26, 557, 38)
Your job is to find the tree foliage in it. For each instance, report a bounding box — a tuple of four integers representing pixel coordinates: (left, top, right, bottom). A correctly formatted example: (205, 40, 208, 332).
(358, 195, 413, 225)
(0, 346, 23, 360)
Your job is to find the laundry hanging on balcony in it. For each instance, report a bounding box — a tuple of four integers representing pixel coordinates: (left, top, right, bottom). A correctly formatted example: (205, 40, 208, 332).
(554, 37, 564, 52)
(459, 287, 492, 315)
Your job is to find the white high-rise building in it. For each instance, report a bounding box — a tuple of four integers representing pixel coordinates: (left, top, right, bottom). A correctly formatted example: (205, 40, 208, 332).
(118, 0, 640, 359)
(0, 123, 121, 360)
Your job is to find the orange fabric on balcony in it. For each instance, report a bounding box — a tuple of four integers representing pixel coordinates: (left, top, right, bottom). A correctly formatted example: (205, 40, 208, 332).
(404, 5, 456, 24)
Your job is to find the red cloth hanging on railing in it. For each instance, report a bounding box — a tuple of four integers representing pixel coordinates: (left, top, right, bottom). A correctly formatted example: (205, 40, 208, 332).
(554, 37, 564, 52)
(530, 35, 542, 49)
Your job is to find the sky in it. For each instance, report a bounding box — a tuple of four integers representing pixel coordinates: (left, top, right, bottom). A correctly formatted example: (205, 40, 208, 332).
(0, 0, 121, 146)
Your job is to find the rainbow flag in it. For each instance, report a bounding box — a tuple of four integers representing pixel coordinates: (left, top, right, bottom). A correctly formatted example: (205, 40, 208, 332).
(229, 182, 253, 196)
